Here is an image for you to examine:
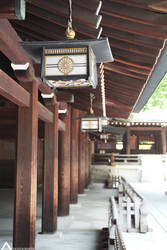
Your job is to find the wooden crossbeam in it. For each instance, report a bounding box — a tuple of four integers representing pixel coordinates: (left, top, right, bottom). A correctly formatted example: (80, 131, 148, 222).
(38, 102, 53, 123)
(0, 69, 30, 107)
(38, 102, 65, 130)
(0, 69, 65, 130)
(0, 19, 52, 94)
(58, 118, 66, 131)
(0, 19, 32, 64)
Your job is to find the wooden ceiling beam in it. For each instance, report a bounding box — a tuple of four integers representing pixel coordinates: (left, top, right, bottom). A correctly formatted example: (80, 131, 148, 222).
(104, 70, 144, 86)
(104, 64, 147, 80)
(105, 81, 140, 94)
(113, 58, 152, 70)
(109, 38, 159, 57)
(106, 0, 160, 10)
(101, 1, 167, 28)
(102, 26, 164, 49)
(105, 62, 150, 75)
(0, 69, 30, 107)
(112, 47, 155, 66)
(105, 80, 143, 94)
(62, 0, 102, 14)
(105, 99, 132, 110)
(106, 95, 136, 108)
(14, 26, 47, 41)
(105, 82, 142, 97)
(105, 91, 136, 104)
(26, 5, 101, 39)
(27, 0, 101, 29)
(12, 20, 63, 41)
(105, 85, 139, 98)
(102, 14, 167, 40)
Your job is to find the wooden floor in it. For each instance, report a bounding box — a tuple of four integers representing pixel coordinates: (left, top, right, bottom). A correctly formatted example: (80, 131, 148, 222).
(0, 182, 167, 249)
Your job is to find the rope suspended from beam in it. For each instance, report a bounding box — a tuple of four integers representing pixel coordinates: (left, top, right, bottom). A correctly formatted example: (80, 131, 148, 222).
(100, 62, 106, 117)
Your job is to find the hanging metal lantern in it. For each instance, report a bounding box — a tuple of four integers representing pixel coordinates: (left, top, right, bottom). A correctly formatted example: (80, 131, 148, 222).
(41, 42, 97, 88)
(20, 0, 113, 89)
(80, 93, 109, 132)
(21, 38, 113, 89)
(81, 116, 109, 132)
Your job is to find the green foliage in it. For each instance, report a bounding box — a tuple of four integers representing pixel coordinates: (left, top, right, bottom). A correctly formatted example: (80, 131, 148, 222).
(143, 74, 167, 111)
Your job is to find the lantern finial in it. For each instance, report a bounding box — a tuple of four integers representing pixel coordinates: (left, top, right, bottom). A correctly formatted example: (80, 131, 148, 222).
(65, 0, 75, 39)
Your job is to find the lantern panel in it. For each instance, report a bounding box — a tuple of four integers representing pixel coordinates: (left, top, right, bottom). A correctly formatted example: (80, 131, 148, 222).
(44, 47, 88, 78)
(81, 119, 99, 131)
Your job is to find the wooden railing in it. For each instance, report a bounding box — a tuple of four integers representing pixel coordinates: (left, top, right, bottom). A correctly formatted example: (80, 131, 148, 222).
(108, 196, 126, 250)
(92, 153, 141, 165)
(118, 177, 148, 233)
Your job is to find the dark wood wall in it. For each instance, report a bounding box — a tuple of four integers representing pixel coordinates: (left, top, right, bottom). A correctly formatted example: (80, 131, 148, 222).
(0, 138, 44, 188)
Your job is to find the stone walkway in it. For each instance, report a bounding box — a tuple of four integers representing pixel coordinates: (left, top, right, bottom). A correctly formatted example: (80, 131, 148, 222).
(1, 182, 167, 249)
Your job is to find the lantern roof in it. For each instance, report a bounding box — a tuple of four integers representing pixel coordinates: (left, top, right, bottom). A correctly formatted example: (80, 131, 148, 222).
(21, 37, 113, 64)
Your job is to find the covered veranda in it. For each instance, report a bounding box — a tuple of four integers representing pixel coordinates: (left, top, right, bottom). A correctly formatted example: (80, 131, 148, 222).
(1, 1, 167, 249)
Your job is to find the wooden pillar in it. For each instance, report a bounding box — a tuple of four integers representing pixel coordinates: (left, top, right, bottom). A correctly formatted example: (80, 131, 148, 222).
(58, 104, 71, 216)
(85, 133, 89, 188)
(88, 140, 94, 184)
(161, 127, 167, 154)
(42, 100, 58, 233)
(126, 127, 131, 154)
(136, 135, 140, 152)
(70, 108, 79, 204)
(13, 80, 38, 249)
(88, 139, 94, 185)
(78, 130, 86, 193)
